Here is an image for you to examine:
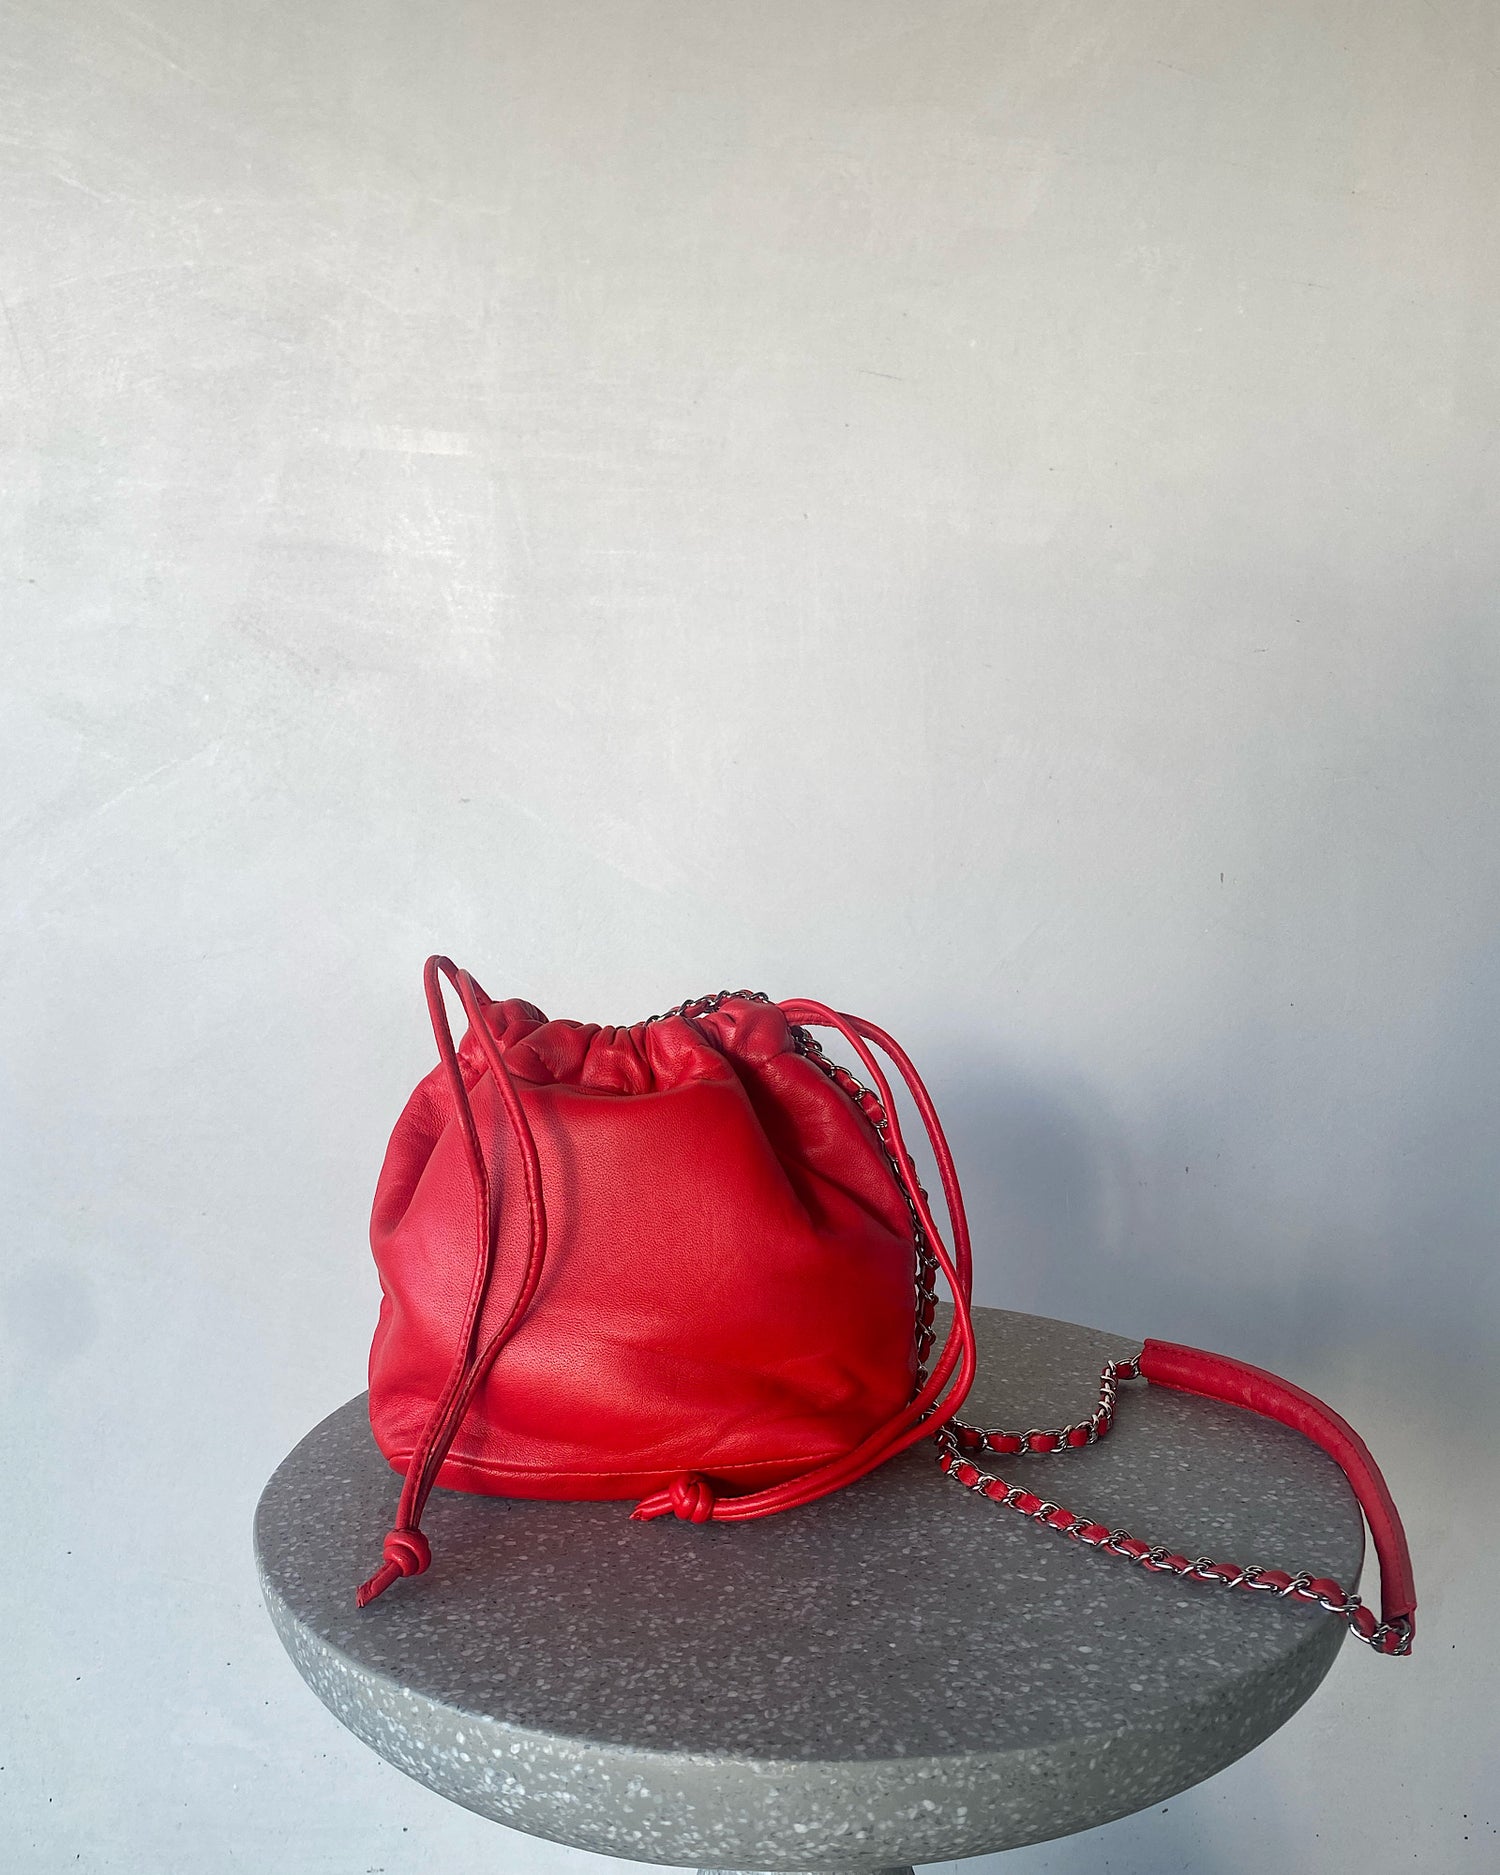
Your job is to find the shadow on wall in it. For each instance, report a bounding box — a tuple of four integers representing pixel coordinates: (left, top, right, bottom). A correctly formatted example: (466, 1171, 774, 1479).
(919, 1017, 1498, 1424)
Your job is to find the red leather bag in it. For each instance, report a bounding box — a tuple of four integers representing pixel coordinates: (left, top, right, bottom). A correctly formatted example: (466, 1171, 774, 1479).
(358, 956, 1415, 1657)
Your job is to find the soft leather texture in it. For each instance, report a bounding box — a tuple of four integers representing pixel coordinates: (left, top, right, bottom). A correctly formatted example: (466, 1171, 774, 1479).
(368, 992, 919, 1499)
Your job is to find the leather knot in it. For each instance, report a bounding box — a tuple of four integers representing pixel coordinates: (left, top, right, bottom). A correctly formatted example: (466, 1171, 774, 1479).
(667, 1473, 717, 1523)
(382, 1527, 432, 1578)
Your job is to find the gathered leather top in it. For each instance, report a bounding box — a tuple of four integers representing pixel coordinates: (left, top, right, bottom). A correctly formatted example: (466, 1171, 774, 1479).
(455, 993, 796, 1095)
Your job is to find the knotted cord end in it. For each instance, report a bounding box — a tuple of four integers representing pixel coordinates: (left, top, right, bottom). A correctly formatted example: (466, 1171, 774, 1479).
(354, 1527, 432, 1607)
(631, 1472, 718, 1523)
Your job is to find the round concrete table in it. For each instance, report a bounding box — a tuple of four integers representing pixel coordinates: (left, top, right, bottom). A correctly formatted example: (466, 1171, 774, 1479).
(255, 1307, 1362, 1871)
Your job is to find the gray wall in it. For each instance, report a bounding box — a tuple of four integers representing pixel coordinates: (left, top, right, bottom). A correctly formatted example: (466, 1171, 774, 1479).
(4, 2, 1496, 1869)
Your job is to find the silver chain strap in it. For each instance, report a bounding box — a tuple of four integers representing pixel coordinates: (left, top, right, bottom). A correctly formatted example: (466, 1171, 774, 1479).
(933, 1359, 1412, 1656)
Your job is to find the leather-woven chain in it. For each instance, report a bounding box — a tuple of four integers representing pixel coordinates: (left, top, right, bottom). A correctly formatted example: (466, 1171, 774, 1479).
(652, 994, 1411, 1658)
(932, 1361, 1411, 1655)
(783, 1022, 942, 1386)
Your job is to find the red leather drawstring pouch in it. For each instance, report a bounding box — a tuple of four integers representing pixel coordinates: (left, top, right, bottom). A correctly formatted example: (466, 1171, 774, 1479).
(356, 957, 1415, 1658)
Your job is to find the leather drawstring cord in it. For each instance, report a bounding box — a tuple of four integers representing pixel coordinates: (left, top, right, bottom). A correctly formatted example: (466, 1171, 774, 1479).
(355, 957, 548, 1608)
(633, 999, 980, 1524)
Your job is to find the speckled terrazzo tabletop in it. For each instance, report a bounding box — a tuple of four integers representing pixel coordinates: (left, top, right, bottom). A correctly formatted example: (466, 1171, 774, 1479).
(254, 1306, 1362, 1871)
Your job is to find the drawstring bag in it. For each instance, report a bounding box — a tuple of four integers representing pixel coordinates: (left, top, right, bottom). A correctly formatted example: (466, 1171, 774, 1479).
(357, 956, 1415, 1657)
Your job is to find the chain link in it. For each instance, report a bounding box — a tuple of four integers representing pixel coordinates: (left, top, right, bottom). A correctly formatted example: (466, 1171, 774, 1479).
(947, 1353, 1138, 1456)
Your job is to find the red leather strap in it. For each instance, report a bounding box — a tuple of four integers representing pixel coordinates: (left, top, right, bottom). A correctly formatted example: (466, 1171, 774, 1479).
(1139, 1339, 1417, 1630)
(847, 1013, 974, 1304)
(356, 957, 549, 1607)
